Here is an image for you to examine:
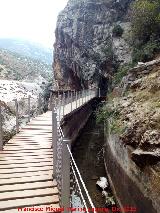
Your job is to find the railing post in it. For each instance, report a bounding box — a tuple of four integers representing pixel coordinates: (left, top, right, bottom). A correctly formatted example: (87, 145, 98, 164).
(71, 91, 73, 112)
(62, 91, 65, 117)
(61, 138, 71, 211)
(79, 91, 80, 107)
(99, 88, 101, 98)
(59, 95, 62, 122)
(28, 95, 31, 122)
(49, 92, 52, 111)
(74, 90, 76, 102)
(82, 89, 84, 105)
(0, 102, 3, 151)
(14, 99, 19, 133)
(52, 102, 57, 177)
(38, 93, 41, 114)
(76, 91, 78, 109)
(67, 90, 70, 104)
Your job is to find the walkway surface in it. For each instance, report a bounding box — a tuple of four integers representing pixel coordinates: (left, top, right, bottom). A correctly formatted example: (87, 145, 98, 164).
(0, 94, 94, 212)
(0, 111, 59, 213)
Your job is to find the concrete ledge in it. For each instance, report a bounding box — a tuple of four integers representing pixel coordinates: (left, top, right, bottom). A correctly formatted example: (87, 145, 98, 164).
(103, 131, 160, 213)
(60, 98, 99, 145)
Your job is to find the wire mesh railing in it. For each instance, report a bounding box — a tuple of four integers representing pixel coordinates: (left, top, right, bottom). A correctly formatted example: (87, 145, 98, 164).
(52, 88, 99, 212)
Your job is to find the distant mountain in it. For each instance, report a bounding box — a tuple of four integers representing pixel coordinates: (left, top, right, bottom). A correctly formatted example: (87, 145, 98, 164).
(0, 38, 53, 64)
(0, 48, 52, 82)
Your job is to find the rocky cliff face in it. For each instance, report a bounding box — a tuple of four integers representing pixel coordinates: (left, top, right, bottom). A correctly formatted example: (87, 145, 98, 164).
(53, 0, 134, 93)
(107, 58, 160, 166)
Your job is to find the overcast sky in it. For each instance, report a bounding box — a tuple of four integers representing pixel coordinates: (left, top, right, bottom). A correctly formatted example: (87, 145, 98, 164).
(0, 0, 68, 48)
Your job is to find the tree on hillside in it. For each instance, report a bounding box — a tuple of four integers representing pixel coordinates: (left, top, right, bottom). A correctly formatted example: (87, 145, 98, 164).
(130, 0, 160, 62)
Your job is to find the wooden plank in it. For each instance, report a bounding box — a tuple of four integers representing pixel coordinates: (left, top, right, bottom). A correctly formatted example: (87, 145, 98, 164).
(0, 174, 53, 185)
(0, 187, 58, 201)
(0, 150, 52, 154)
(0, 195, 59, 211)
(0, 165, 53, 174)
(0, 158, 52, 165)
(0, 170, 52, 179)
(4, 146, 52, 151)
(5, 145, 52, 149)
(0, 155, 52, 160)
(0, 181, 57, 192)
(0, 152, 52, 160)
(6, 139, 52, 143)
(0, 161, 53, 169)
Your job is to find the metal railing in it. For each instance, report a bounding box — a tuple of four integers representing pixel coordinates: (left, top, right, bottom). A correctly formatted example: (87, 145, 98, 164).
(0, 94, 44, 150)
(52, 88, 99, 212)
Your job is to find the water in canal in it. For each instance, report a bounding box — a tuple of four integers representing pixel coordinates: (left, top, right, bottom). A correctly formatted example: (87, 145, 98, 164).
(72, 112, 112, 208)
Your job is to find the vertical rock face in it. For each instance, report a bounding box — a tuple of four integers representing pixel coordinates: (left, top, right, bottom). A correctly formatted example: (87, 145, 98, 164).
(53, 0, 134, 92)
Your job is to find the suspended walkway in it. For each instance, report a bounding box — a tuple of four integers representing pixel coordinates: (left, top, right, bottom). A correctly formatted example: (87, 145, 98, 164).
(0, 89, 98, 213)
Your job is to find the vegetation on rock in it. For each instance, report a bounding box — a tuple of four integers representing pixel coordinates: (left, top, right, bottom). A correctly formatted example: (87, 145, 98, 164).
(130, 0, 160, 62)
(112, 25, 124, 37)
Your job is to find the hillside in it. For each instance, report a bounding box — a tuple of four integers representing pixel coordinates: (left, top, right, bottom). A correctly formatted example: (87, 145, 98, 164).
(0, 40, 53, 142)
(0, 48, 52, 82)
(0, 38, 53, 64)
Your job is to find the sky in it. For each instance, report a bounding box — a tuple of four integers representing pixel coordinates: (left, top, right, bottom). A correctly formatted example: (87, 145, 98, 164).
(0, 0, 68, 48)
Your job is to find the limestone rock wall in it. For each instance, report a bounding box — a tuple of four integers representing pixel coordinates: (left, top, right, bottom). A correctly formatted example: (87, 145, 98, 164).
(53, 0, 134, 92)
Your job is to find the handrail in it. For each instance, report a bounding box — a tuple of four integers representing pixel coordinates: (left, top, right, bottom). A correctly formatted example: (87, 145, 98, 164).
(0, 93, 44, 150)
(67, 144, 95, 210)
(52, 88, 99, 211)
(70, 160, 89, 212)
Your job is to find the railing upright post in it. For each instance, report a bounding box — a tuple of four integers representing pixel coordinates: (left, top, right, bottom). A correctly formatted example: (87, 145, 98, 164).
(49, 92, 52, 111)
(61, 138, 71, 211)
(82, 89, 84, 105)
(59, 94, 61, 122)
(62, 91, 65, 117)
(52, 101, 57, 177)
(57, 91, 60, 108)
(15, 99, 19, 133)
(71, 91, 73, 112)
(0, 102, 3, 151)
(67, 90, 70, 105)
(86, 90, 87, 101)
(74, 90, 76, 102)
(38, 93, 41, 114)
(76, 91, 78, 109)
(28, 95, 31, 122)
(79, 91, 80, 107)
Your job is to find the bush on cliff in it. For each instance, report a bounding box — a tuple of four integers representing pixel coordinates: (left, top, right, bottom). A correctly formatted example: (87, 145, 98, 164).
(112, 25, 124, 37)
(131, 0, 160, 62)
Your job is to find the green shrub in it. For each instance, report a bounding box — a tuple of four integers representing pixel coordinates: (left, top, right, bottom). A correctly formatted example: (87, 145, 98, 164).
(132, 39, 160, 62)
(96, 104, 125, 134)
(112, 25, 124, 37)
(130, 0, 160, 62)
(113, 63, 133, 85)
(96, 105, 112, 124)
(131, 0, 160, 43)
(101, 39, 114, 60)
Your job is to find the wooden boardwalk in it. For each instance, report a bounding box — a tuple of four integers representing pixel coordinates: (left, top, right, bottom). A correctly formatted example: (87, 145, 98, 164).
(0, 93, 95, 212)
(0, 111, 60, 213)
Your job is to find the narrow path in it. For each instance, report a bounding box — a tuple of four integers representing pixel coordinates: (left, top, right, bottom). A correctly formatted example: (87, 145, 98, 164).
(0, 94, 94, 212)
(0, 111, 59, 212)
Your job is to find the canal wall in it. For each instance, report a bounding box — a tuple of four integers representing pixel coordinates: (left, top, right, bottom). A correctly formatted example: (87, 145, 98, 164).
(60, 98, 100, 145)
(103, 127, 160, 213)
